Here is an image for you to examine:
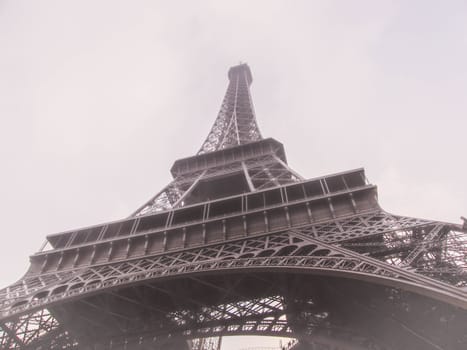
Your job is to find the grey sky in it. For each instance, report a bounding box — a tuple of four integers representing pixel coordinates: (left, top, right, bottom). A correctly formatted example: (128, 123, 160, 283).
(1, 1, 466, 349)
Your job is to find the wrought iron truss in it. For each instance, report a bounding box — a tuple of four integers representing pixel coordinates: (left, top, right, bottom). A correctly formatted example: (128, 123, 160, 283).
(132, 141, 302, 216)
(198, 64, 262, 154)
(1, 64, 466, 349)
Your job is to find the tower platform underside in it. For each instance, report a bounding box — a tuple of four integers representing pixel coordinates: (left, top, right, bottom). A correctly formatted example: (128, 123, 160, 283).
(1, 163, 466, 349)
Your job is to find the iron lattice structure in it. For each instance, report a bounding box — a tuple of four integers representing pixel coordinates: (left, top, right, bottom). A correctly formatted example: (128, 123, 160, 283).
(1, 64, 466, 350)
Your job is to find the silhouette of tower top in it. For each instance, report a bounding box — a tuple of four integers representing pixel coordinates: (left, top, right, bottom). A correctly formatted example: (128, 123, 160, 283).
(228, 63, 253, 85)
(198, 63, 261, 154)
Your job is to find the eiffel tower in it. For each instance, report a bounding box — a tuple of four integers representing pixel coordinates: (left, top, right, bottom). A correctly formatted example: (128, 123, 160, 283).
(1, 63, 466, 350)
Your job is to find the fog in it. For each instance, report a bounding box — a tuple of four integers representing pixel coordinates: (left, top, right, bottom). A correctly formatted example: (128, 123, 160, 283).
(1, 1, 466, 348)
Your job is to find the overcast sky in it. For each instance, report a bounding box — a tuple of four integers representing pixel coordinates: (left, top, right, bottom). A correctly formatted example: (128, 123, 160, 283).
(1, 1, 466, 349)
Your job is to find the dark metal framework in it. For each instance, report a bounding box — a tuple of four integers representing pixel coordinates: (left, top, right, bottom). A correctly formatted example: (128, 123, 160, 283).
(1, 64, 466, 349)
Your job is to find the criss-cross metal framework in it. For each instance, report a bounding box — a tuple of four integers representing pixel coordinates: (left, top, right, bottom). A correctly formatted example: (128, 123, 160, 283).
(198, 64, 262, 154)
(1, 64, 466, 350)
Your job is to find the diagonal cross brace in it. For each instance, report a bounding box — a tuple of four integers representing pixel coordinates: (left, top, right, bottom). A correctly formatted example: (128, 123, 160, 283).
(401, 224, 446, 267)
(288, 229, 467, 307)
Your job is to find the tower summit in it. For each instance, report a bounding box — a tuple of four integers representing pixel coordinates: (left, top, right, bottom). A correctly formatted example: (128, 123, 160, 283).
(0, 64, 466, 350)
(199, 63, 260, 154)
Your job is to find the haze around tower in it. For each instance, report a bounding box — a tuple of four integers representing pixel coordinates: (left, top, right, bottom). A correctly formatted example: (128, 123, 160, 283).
(0, 1, 466, 349)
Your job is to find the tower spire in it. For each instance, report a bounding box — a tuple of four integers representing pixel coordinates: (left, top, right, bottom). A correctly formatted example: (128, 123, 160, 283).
(198, 63, 262, 154)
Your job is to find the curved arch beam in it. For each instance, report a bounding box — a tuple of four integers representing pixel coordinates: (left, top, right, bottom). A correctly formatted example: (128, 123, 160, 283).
(2, 253, 466, 323)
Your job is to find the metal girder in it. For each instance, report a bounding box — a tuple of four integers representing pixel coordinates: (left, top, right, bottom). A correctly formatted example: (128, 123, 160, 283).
(133, 153, 301, 216)
(3, 225, 466, 324)
(198, 64, 261, 154)
(7, 270, 462, 349)
(1, 63, 466, 350)
(189, 337, 222, 350)
(0, 309, 64, 349)
(1, 226, 466, 348)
